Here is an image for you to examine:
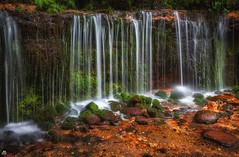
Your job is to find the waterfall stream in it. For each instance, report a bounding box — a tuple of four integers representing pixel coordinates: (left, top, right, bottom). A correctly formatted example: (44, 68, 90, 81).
(0, 11, 231, 122)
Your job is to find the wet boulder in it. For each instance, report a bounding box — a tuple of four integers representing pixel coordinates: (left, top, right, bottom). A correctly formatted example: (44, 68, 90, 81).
(122, 107, 143, 116)
(98, 110, 120, 123)
(203, 130, 238, 147)
(85, 113, 101, 125)
(155, 90, 167, 99)
(135, 117, 148, 125)
(109, 101, 122, 112)
(193, 110, 219, 124)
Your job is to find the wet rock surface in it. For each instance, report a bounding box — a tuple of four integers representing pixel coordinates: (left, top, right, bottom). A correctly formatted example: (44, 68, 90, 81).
(193, 110, 219, 124)
(203, 130, 238, 147)
(122, 107, 143, 116)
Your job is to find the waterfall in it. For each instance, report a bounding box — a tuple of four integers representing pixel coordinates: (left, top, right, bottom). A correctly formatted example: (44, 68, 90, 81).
(0, 12, 24, 123)
(174, 11, 184, 86)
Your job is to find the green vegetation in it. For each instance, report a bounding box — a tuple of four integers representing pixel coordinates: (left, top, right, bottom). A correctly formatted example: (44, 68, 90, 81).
(19, 87, 41, 120)
(35, 106, 57, 131)
(193, 93, 204, 99)
(235, 92, 239, 100)
(155, 90, 167, 99)
(8, 0, 239, 12)
(152, 99, 165, 111)
(232, 85, 239, 93)
(55, 103, 66, 116)
(34, 0, 76, 13)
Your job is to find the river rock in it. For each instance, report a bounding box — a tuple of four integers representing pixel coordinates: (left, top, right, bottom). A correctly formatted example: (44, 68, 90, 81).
(193, 110, 219, 124)
(135, 117, 148, 125)
(122, 107, 143, 116)
(85, 113, 101, 125)
(203, 130, 238, 147)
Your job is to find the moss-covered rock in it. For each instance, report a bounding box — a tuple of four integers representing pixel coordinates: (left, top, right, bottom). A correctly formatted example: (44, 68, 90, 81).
(168, 98, 174, 103)
(48, 130, 58, 143)
(193, 98, 208, 107)
(170, 90, 184, 100)
(152, 99, 164, 111)
(35, 106, 57, 131)
(232, 85, 239, 93)
(145, 97, 152, 104)
(61, 117, 78, 130)
(147, 107, 158, 118)
(98, 109, 119, 123)
(121, 92, 130, 102)
(85, 102, 99, 113)
(109, 101, 122, 112)
(155, 90, 167, 99)
(61, 121, 75, 130)
(235, 92, 239, 100)
(193, 93, 204, 99)
(129, 95, 142, 105)
(55, 103, 66, 116)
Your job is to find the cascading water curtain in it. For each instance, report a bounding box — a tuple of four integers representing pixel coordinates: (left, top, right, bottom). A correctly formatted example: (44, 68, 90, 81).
(0, 12, 24, 123)
(70, 12, 154, 102)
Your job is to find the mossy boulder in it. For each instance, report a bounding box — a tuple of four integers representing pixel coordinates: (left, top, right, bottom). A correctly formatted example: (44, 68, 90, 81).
(155, 90, 167, 99)
(35, 106, 57, 131)
(61, 122, 75, 130)
(147, 107, 165, 118)
(170, 90, 184, 100)
(55, 103, 66, 116)
(232, 85, 239, 93)
(193, 93, 204, 99)
(48, 130, 58, 143)
(114, 93, 122, 99)
(85, 102, 99, 113)
(235, 92, 239, 100)
(145, 97, 152, 104)
(121, 92, 130, 102)
(98, 109, 119, 123)
(61, 117, 78, 130)
(128, 95, 142, 106)
(152, 99, 164, 111)
(109, 101, 122, 112)
(193, 98, 208, 107)
(193, 110, 219, 124)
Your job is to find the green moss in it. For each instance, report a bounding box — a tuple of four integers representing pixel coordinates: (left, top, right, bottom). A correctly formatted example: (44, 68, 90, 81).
(170, 90, 184, 100)
(233, 85, 239, 93)
(168, 98, 174, 103)
(152, 99, 164, 111)
(35, 106, 57, 131)
(155, 90, 167, 99)
(48, 130, 58, 143)
(55, 103, 66, 116)
(145, 97, 152, 104)
(235, 92, 239, 100)
(114, 93, 122, 100)
(193, 93, 204, 99)
(85, 102, 99, 113)
(193, 98, 208, 107)
(109, 101, 121, 112)
(157, 111, 165, 118)
(79, 110, 92, 122)
(121, 92, 130, 102)
(61, 121, 75, 130)
(206, 96, 212, 100)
